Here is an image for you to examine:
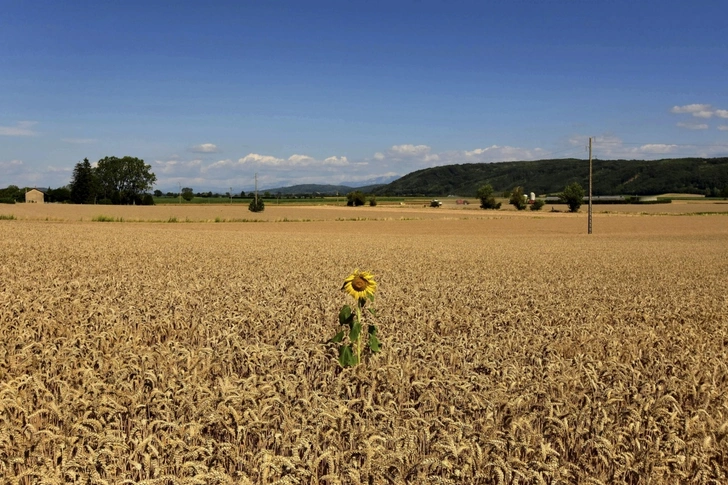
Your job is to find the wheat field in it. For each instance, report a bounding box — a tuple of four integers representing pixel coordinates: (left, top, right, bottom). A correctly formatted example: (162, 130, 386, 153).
(1, 206, 727, 484)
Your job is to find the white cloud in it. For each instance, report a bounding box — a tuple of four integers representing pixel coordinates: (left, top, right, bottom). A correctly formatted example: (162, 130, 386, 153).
(228, 152, 350, 168)
(389, 144, 432, 156)
(636, 144, 678, 154)
(323, 156, 349, 166)
(463, 145, 544, 161)
(571, 133, 727, 159)
(237, 153, 286, 165)
(147, 134, 728, 193)
(671, 104, 712, 115)
(718, 125, 728, 131)
(677, 122, 709, 130)
(189, 143, 219, 153)
(0, 121, 38, 136)
(288, 154, 316, 165)
(670, 104, 728, 122)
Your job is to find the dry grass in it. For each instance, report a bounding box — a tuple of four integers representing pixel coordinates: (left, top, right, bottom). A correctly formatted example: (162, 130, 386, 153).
(1, 210, 727, 484)
(5, 198, 728, 224)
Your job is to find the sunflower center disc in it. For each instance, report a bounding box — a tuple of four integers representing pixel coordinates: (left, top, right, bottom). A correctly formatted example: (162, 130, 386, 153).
(352, 276, 368, 292)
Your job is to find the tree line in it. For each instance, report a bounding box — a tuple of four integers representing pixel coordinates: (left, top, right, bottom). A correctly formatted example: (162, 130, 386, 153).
(375, 157, 728, 197)
(69, 156, 156, 205)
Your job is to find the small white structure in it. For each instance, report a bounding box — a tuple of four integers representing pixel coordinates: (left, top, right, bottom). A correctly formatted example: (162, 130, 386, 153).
(529, 192, 536, 202)
(25, 188, 45, 204)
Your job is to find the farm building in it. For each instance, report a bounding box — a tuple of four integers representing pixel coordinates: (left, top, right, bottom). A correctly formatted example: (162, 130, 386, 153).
(25, 188, 45, 204)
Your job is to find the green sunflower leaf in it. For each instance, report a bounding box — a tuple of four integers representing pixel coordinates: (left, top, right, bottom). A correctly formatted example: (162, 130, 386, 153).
(368, 324, 377, 335)
(350, 322, 362, 342)
(328, 331, 345, 344)
(368, 334, 381, 353)
(368, 308, 377, 317)
(338, 345, 358, 367)
(367, 293, 375, 303)
(338, 305, 352, 325)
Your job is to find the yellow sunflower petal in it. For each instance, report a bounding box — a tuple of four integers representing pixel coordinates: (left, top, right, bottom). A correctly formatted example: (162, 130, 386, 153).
(342, 269, 377, 300)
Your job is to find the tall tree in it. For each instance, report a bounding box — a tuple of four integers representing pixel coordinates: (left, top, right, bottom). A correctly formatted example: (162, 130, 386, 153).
(181, 187, 194, 201)
(96, 156, 156, 204)
(560, 182, 585, 213)
(70, 158, 97, 204)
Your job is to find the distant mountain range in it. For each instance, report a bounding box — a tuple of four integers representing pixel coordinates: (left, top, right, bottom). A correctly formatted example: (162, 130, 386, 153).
(157, 158, 727, 197)
(260, 183, 386, 195)
(371, 157, 728, 197)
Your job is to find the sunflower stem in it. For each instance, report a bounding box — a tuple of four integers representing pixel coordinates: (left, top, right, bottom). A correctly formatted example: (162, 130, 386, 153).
(355, 302, 363, 364)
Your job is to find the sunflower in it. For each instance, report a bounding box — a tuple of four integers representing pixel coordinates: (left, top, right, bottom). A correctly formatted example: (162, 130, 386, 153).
(341, 269, 377, 301)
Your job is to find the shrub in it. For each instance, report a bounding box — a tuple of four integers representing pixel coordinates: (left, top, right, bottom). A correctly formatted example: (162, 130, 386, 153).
(0, 198, 16, 204)
(248, 198, 265, 212)
(530, 199, 545, 211)
(477, 184, 501, 209)
(369, 197, 377, 207)
(560, 182, 585, 212)
(347, 191, 366, 207)
(509, 186, 527, 210)
(141, 194, 155, 205)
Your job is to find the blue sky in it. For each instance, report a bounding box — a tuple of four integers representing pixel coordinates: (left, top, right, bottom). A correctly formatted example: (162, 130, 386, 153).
(2, 0, 727, 192)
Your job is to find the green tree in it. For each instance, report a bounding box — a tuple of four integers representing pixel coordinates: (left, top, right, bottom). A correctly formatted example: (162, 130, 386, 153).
(47, 186, 71, 203)
(509, 186, 527, 210)
(530, 199, 545, 211)
(0, 185, 22, 203)
(96, 156, 156, 205)
(70, 158, 98, 204)
(249, 196, 265, 212)
(477, 183, 501, 209)
(346, 191, 366, 206)
(153, 189, 163, 197)
(181, 187, 194, 201)
(560, 182, 585, 212)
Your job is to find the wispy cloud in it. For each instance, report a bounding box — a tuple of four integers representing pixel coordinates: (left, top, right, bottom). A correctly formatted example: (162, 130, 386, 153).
(0, 121, 38, 136)
(462, 145, 545, 161)
(570, 134, 726, 159)
(189, 143, 220, 153)
(61, 138, 97, 144)
(228, 153, 351, 168)
(718, 125, 728, 131)
(149, 134, 728, 192)
(381, 144, 440, 163)
(635, 144, 679, 154)
(0, 159, 24, 172)
(390, 144, 432, 156)
(677, 122, 709, 130)
(671, 104, 728, 126)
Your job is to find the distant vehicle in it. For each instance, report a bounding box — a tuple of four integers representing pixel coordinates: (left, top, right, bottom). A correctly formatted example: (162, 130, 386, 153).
(430, 199, 442, 207)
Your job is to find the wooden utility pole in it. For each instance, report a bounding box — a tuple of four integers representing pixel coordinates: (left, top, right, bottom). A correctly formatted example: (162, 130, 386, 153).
(588, 137, 593, 234)
(254, 173, 258, 206)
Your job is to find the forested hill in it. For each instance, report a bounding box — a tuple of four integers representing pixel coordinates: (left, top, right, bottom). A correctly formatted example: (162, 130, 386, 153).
(373, 157, 728, 197)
